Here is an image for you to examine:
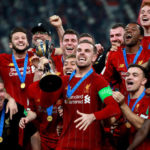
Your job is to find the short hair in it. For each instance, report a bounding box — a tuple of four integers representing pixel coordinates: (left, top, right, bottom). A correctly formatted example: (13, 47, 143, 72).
(62, 29, 79, 41)
(111, 23, 125, 30)
(79, 33, 95, 44)
(78, 40, 97, 54)
(65, 54, 76, 60)
(126, 22, 144, 36)
(9, 27, 28, 42)
(128, 64, 149, 88)
(128, 64, 148, 79)
(141, 1, 150, 8)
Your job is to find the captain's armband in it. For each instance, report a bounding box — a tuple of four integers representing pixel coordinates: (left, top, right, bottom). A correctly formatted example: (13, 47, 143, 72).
(98, 86, 112, 103)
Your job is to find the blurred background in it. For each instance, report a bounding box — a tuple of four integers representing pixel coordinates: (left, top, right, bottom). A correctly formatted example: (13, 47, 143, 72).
(0, 0, 141, 53)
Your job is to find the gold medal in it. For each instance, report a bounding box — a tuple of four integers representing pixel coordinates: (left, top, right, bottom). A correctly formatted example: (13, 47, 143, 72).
(20, 83, 25, 89)
(47, 116, 53, 122)
(125, 122, 131, 128)
(0, 137, 3, 143)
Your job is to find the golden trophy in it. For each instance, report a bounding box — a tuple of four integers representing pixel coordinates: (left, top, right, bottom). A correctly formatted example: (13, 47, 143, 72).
(35, 40, 62, 92)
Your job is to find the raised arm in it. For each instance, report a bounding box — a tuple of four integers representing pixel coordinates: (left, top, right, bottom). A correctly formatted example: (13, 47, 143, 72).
(113, 91, 145, 129)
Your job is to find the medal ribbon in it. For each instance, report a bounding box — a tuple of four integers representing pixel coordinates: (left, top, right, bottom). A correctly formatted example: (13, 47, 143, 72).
(123, 46, 143, 69)
(67, 68, 93, 98)
(0, 102, 6, 138)
(46, 105, 53, 117)
(128, 88, 145, 112)
(12, 53, 28, 84)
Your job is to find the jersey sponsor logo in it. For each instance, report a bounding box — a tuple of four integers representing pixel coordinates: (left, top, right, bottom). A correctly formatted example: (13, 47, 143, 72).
(119, 64, 124, 68)
(9, 66, 33, 77)
(64, 94, 91, 104)
(84, 95, 91, 104)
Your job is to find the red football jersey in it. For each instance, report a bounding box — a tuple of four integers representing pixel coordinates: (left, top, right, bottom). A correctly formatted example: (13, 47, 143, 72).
(28, 81, 62, 149)
(103, 47, 150, 95)
(141, 36, 150, 50)
(127, 95, 150, 150)
(40, 71, 121, 149)
(0, 51, 35, 108)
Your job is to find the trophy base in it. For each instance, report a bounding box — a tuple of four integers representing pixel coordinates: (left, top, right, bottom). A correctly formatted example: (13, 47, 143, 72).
(39, 74, 62, 92)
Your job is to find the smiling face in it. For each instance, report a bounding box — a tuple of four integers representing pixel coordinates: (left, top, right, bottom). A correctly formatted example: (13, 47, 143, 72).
(63, 57, 76, 75)
(125, 67, 147, 92)
(9, 32, 29, 52)
(110, 27, 125, 45)
(124, 23, 143, 47)
(76, 42, 96, 69)
(140, 5, 150, 28)
(62, 34, 78, 57)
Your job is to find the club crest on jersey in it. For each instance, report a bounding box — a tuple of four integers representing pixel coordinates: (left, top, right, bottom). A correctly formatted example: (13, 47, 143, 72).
(85, 84, 91, 93)
(36, 98, 40, 103)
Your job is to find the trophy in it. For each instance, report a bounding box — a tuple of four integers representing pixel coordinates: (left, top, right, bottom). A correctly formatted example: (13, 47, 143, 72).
(35, 40, 62, 92)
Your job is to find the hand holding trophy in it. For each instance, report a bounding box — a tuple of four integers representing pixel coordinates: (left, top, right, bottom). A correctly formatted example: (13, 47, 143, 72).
(35, 40, 62, 92)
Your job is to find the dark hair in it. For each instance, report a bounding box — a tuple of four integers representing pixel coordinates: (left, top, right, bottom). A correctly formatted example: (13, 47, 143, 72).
(128, 64, 149, 87)
(62, 29, 79, 41)
(128, 64, 148, 77)
(126, 22, 144, 36)
(79, 33, 95, 44)
(78, 40, 97, 54)
(9, 27, 28, 42)
(111, 23, 125, 30)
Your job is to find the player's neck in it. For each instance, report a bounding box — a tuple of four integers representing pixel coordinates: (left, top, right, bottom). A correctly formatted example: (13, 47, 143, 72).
(129, 86, 145, 99)
(126, 44, 141, 54)
(76, 65, 92, 77)
(13, 50, 27, 60)
(144, 26, 150, 36)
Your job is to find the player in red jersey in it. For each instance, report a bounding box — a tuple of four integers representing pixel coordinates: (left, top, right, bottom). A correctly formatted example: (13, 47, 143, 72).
(0, 27, 40, 150)
(113, 64, 150, 150)
(39, 40, 121, 150)
(103, 22, 150, 96)
(139, 1, 150, 50)
(51, 29, 79, 76)
(63, 54, 77, 75)
(127, 119, 150, 150)
(20, 54, 77, 150)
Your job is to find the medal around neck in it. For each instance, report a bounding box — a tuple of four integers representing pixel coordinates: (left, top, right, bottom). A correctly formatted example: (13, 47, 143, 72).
(47, 116, 53, 122)
(0, 137, 3, 143)
(20, 83, 26, 89)
(125, 121, 131, 128)
(36, 40, 62, 92)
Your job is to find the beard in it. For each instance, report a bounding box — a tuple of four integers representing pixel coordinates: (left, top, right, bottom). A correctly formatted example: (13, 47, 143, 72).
(12, 43, 29, 54)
